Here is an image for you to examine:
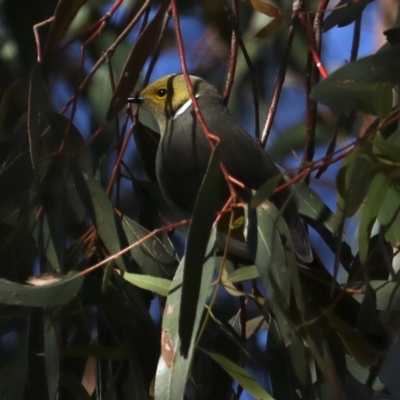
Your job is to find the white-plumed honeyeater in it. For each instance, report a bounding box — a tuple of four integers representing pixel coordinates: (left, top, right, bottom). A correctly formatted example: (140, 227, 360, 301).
(128, 74, 312, 263)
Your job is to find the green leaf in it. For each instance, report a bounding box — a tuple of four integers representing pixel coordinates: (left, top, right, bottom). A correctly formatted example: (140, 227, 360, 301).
(179, 145, 221, 357)
(123, 272, 171, 296)
(121, 215, 178, 278)
(374, 83, 393, 121)
(107, 3, 168, 120)
(358, 173, 390, 263)
(0, 272, 84, 307)
(245, 201, 291, 306)
(44, 316, 59, 400)
(250, 174, 282, 208)
(373, 132, 400, 164)
(378, 185, 400, 247)
(226, 265, 259, 283)
(31, 207, 62, 272)
(71, 162, 131, 272)
(311, 44, 400, 114)
(323, 0, 373, 31)
(346, 355, 385, 391)
(336, 147, 373, 219)
(43, 0, 89, 64)
(202, 350, 275, 400)
(154, 233, 215, 400)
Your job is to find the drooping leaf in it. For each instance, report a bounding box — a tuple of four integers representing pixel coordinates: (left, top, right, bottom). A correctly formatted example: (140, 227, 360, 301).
(336, 146, 373, 219)
(28, 65, 53, 176)
(107, 3, 168, 120)
(358, 173, 390, 263)
(179, 145, 221, 357)
(121, 215, 178, 279)
(71, 162, 131, 272)
(250, 174, 281, 208)
(154, 233, 216, 400)
(0, 272, 83, 306)
(311, 44, 400, 114)
(323, 0, 374, 31)
(374, 83, 393, 121)
(245, 201, 291, 306)
(226, 265, 259, 283)
(378, 185, 400, 247)
(123, 272, 171, 296)
(202, 350, 275, 400)
(42, 0, 89, 64)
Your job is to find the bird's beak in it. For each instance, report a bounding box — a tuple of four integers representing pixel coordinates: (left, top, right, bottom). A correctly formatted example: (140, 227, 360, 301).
(127, 93, 145, 104)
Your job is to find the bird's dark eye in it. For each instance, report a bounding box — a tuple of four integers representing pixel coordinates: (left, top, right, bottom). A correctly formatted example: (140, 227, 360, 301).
(157, 88, 167, 98)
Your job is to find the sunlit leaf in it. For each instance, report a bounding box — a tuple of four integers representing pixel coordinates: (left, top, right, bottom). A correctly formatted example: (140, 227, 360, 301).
(226, 265, 259, 283)
(123, 272, 171, 296)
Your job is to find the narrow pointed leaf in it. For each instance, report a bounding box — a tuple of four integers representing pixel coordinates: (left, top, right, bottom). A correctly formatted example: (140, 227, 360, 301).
(179, 145, 221, 357)
(123, 272, 171, 296)
(202, 350, 275, 400)
(154, 233, 216, 400)
(122, 215, 178, 278)
(71, 162, 131, 271)
(358, 173, 390, 263)
(0, 272, 83, 306)
(107, 3, 167, 120)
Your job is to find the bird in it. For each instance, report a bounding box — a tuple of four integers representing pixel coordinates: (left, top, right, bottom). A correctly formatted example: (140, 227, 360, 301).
(128, 74, 312, 263)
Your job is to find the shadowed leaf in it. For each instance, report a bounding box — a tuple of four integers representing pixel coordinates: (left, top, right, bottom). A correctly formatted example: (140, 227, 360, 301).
(0, 272, 83, 306)
(43, 0, 89, 64)
(202, 350, 275, 400)
(107, 3, 168, 120)
(154, 233, 215, 400)
(179, 145, 221, 357)
(311, 44, 400, 114)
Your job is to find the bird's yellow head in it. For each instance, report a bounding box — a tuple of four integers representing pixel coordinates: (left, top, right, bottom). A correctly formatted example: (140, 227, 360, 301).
(128, 74, 219, 133)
